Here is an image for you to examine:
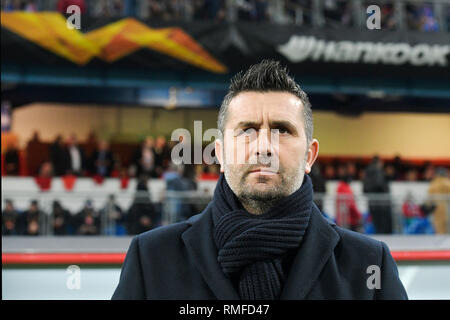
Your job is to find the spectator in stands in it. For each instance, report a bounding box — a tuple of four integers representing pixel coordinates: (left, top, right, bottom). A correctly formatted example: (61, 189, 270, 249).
(420, 4, 439, 32)
(51, 200, 72, 235)
(284, 0, 312, 25)
(336, 169, 362, 232)
(57, 0, 86, 14)
(336, 163, 347, 181)
(90, 139, 115, 177)
(100, 194, 125, 235)
(363, 156, 392, 234)
(126, 176, 159, 234)
(406, 168, 419, 182)
(153, 135, 171, 178)
(2, 199, 20, 235)
(25, 0, 37, 11)
(148, 0, 166, 19)
(18, 200, 46, 236)
(198, 164, 220, 180)
(236, 0, 254, 21)
(84, 131, 98, 160)
(380, 2, 396, 30)
(35, 161, 53, 191)
(4, 140, 20, 176)
(50, 135, 69, 176)
(346, 161, 358, 181)
(164, 163, 198, 222)
(428, 167, 450, 234)
(402, 192, 435, 234)
(2, 0, 25, 11)
(323, 0, 341, 25)
(406, 3, 421, 30)
(74, 199, 100, 235)
(165, 0, 195, 20)
(384, 163, 397, 182)
(132, 136, 156, 178)
(309, 164, 325, 212)
(392, 155, 405, 180)
(65, 134, 86, 176)
(96, 0, 123, 17)
(402, 192, 422, 221)
(192, 0, 224, 20)
(254, 0, 269, 21)
(26, 131, 47, 176)
(323, 163, 336, 180)
(421, 162, 435, 181)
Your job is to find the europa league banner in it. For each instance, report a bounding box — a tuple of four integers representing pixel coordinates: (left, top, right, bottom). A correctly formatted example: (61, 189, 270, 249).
(1, 11, 449, 79)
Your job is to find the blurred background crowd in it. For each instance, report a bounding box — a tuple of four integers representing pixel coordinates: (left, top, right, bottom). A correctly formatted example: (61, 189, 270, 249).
(2, 129, 449, 237)
(2, 0, 449, 238)
(1, 0, 449, 31)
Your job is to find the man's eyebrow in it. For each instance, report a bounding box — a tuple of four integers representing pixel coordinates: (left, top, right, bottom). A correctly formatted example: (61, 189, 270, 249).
(235, 121, 261, 128)
(233, 120, 298, 134)
(269, 120, 298, 133)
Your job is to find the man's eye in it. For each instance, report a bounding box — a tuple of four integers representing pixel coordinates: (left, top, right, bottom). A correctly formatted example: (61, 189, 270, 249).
(242, 128, 257, 135)
(273, 128, 289, 134)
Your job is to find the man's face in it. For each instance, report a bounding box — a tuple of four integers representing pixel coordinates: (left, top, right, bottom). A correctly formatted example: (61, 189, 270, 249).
(215, 92, 319, 205)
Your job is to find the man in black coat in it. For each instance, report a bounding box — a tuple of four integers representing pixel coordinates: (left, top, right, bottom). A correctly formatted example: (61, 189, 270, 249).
(112, 60, 407, 300)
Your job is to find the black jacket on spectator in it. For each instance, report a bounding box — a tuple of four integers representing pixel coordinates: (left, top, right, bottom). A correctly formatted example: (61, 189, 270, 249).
(89, 150, 114, 177)
(50, 140, 69, 176)
(17, 209, 46, 236)
(112, 202, 407, 300)
(73, 207, 100, 235)
(363, 162, 393, 234)
(4, 148, 20, 175)
(52, 204, 73, 235)
(2, 208, 19, 235)
(126, 195, 159, 235)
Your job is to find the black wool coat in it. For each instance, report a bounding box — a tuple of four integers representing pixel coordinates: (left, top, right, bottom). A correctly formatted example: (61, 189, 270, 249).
(112, 202, 408, 300)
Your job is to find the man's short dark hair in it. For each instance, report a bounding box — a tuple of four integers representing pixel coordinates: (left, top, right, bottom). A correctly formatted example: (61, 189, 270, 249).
(218, 60, 313, 144)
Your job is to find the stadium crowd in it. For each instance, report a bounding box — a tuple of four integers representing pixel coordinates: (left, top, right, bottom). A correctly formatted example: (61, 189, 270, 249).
(2, 130, 446, 182)
(2, 130, 450, 237)
(1, 0, 448, 31)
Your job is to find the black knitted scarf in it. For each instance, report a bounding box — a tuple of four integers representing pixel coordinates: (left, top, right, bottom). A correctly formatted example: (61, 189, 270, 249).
(211, 173, 313, 300)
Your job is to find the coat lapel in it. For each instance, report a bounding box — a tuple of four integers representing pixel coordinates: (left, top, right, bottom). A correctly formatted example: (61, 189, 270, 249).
(280, 205, 340, 299)
(181, 203, 240, 300)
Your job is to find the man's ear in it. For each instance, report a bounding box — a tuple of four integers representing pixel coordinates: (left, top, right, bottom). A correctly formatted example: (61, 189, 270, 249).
(304, 139, 319, 174)
(215, 139, 225, 172)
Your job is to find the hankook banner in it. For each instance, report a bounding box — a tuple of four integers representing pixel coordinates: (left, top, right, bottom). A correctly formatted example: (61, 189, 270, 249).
(2, 12, 449, 79)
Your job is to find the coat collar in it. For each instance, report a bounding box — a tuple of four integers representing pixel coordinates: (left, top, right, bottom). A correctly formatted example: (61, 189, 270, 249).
(181, 203, 240, 300)
(280, 204, 340, 299)
(182, 202, 340, 300)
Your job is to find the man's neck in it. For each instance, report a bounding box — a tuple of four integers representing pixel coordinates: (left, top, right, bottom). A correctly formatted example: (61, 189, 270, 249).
(238, 197, 281, 215)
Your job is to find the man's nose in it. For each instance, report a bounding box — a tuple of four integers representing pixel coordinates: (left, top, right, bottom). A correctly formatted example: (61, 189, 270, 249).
(255, 129, 274, 158)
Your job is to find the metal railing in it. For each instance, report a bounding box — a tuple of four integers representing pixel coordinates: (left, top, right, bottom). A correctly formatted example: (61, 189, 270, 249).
(2, 189, 449, 236)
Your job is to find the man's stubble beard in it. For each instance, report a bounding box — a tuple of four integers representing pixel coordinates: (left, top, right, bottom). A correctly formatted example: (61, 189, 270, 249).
(223, 156, 307, 215)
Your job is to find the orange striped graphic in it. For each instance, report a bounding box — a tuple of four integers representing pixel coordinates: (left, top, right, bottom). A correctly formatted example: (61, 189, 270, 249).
(1, 12, 227, 73)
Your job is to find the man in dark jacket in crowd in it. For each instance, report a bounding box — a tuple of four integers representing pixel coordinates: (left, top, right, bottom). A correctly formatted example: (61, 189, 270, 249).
(363, 156, 393, 234)
(17, 200, 46, 236)
(50, 135, 69, 176)
(2, 199, 19, 235)
(126, 176, 160, 235)
(89, 139, 115, 177)
(4, 141, 20, 176)
(73, 199, 100, 235)
(113, 60, 407, 300)
(51, 200, 73, 235)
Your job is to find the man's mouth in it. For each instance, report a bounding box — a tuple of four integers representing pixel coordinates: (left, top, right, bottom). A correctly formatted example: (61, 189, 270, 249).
(249, 168, 279, 176)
